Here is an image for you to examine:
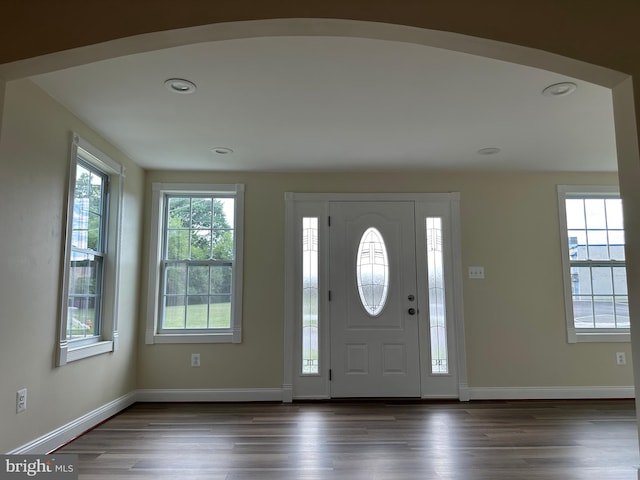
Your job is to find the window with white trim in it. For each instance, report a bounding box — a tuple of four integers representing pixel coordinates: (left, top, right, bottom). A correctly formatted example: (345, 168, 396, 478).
(58, 134, 124, 365)
(558, 185, 629, 343)
(146, 183, 244, 344)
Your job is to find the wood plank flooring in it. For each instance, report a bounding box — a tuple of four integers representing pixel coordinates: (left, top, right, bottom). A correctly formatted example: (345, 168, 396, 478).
(56, 400, 639, 479)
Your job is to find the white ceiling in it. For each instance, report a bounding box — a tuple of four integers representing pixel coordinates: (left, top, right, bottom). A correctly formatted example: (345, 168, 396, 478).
(30, 35, 617, 172)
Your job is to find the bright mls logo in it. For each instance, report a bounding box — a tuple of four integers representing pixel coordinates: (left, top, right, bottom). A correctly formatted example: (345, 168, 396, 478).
(0, 455, 77, 479)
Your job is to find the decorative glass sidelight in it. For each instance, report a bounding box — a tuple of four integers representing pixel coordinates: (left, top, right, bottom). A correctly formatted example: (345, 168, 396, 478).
(427, 217, 449, 374)
(302, 218, 319, 374)
(356, 227, 390, 316)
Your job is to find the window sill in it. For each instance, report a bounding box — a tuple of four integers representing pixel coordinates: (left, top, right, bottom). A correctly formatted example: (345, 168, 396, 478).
(571, 332, 630, 343)
(66, 340, 114, 363)
(146, 332, 241, 344)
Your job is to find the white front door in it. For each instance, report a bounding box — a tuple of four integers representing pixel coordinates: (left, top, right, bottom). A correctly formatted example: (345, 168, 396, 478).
(329, 201, 421, 397)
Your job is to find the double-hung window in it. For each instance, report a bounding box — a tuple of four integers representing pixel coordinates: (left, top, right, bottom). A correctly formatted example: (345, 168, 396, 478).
(146, 183, 244, 343)
(558, 185, 629, 342)
(58, 134, 124, 365)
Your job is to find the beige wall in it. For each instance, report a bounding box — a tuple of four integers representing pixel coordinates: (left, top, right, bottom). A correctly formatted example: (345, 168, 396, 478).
(0, 79, 144, 453)
(140, 170, 633, 390)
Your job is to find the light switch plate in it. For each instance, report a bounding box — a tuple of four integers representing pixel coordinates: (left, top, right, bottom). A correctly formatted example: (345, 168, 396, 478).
(16, 388, 27, 413)
(468, 266, 485, 279)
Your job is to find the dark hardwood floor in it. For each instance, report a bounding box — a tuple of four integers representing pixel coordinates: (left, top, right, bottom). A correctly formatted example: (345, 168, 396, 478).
(56, 400, 639, 479)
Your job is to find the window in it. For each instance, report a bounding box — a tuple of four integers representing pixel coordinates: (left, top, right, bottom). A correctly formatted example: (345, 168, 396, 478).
(356, 227, 390, 317)
(426, 217, 449, 374)
(146, 183, 244, 343)
(558, 185, 629, 342)
(58, 134, 124, 365)
(302, 217, 319, 374)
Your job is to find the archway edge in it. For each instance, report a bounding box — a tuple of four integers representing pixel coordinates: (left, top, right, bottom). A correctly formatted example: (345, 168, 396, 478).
(0, 18, 628, 88)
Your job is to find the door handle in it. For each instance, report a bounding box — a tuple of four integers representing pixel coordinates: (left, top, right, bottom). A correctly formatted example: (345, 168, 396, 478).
(408, 308, 416, 315)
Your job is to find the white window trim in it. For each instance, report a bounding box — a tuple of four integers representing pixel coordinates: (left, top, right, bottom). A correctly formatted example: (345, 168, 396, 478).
(557, 185, 629, 343)
(57, 133, 124, 365)
(145, 183, 244, 344)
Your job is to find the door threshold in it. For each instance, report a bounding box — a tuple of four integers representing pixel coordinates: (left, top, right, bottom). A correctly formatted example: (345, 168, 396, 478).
(298, 397, 459, 404)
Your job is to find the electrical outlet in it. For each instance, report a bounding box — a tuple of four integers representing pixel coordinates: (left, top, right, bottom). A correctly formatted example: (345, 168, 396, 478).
(616, 352, 626, 366)
(16, 388, 27, 413)
(191, 353, 201, 367)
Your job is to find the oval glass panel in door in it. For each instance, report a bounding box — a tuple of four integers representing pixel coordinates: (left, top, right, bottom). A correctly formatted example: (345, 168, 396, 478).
(356, 227, 390, 316)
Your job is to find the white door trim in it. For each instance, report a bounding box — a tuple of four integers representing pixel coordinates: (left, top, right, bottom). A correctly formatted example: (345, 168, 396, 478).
(283, 192, 467, 401)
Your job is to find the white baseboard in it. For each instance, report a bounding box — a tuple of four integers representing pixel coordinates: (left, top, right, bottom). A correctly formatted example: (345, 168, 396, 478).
(467, 386, 635, 400)
(8, 392, 137, 455)
(135, 388, 283, 402)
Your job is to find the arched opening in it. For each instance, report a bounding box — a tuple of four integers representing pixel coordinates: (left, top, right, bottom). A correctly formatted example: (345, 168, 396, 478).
(1, 17, 639, 449)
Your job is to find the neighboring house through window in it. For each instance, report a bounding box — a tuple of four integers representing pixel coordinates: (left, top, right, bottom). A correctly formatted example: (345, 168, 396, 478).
(558, 185, 629, 343)
(145, 183, 244, 344)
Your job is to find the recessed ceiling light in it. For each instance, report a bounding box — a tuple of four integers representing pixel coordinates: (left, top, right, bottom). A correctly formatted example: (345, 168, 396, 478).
(542, 82, 577, 97)
(164, 78, 197, 94)
(211, 147, 234, 155)
(477, 147, 501, 155)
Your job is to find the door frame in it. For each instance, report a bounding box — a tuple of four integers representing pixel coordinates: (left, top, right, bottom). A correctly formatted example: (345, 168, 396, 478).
(283, 192, 469, 402)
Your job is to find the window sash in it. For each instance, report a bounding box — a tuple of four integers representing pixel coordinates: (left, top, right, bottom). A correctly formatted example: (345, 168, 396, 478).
(75, 160, 109, 253)
(158, 259, 235, 333)
(158, 193, 236, 333)
(67, 160, 108, 344)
